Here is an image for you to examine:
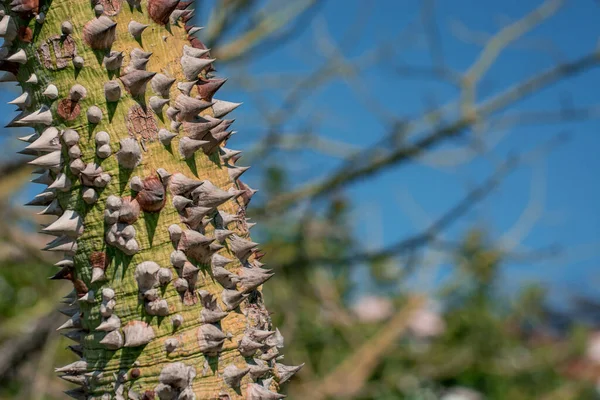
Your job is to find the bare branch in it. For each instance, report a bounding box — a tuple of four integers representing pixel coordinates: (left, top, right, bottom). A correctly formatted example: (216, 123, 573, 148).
(260, 49, 600, 215)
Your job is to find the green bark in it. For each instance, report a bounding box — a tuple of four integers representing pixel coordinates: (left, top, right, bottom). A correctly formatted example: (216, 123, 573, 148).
(0, 0, 300, 398)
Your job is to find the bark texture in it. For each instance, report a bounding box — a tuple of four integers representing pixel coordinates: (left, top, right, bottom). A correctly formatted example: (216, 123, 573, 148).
(0, 0, 300, 398)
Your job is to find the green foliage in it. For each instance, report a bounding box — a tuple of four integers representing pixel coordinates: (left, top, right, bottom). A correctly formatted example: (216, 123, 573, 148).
(262, 228, 597, 399)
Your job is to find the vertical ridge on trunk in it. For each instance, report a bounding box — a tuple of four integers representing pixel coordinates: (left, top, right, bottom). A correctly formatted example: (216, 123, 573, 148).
(0, 0, 301, 398)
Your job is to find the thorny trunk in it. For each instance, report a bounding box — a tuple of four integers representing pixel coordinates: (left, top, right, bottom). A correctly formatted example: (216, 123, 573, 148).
(0, 0, 301, 398)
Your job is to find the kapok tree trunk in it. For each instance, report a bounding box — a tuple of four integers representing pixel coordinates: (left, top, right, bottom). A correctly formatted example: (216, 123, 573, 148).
(0, 0, 301, 398)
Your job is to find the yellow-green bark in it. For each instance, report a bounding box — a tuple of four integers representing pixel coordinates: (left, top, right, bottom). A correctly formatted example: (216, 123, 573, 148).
(1, 0, 299, 398)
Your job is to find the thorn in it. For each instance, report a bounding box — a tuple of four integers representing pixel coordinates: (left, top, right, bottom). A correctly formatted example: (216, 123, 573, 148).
(228, 165, 250, 181)
(26, 189, 55, 207)
(187, 26, 202, 35)
(8, 91, 31, 109)
(122, 321, 156, 347)
(55, 360, 88, 374)
(217, 210, 241, 227)
(87, 106, 103, 124)
(78, 290, 95, 303)
(28, 151, 63, 172)
(174, 94, 213, 121)
(212, 266, 238, 290)
(73, 56, 85, 69)
(43, 235, 78, 254)
(128, 20, 149, 39)
(178, 137, 209, 159)
(26, 126, 60, 152)
(247, 383, 286, 399)
(223, 365, 250, 388)
(172, 195, 193, 212)
(211, 99, 242, 118)
(15, 106, 53, 126)
(100, 330, 124, 350)
(181, 55, 215, 80)
(25, 73, 38, 84)
(151, 73, 176, 97)
(170, 249, 187, 268)
(222, 288, 249, 311)
(47, 173, 72, 192)
(168, 173, 203, 196)
(191, 180, 235, 208)
(41, 210, 83, 237)
(116, 138, 142, 169)
(19, 133, 40, 143)
(176, 80, 196, 97)
(148, 0, 181, 25)
(83, 15, 117, 49)
(56, 313, 82, 331)
(6, 49, 27, 64)
(238, 334, 265, 357)
(196, 78, 227, 101)
(183, 45, 210, 58)
(182, 116, 222, 139)
(120, 70, 157, 96)
(104, 80, 122, 102)
(69, 84, 87, 102)
(96, 315, 121, 332)
(197, 323, 227, 355)
(214, 229, 234, 243)
(275, 363, 304, 384)
(43, 84, 59, 99)
(157, 168, 172, 183)
(150, 96, 170, 114)
(228, 235, 259, 261)
(49, 266, 73, 281)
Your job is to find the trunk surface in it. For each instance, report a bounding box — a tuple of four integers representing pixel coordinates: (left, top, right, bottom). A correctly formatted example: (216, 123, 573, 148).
(1, 0, 299, 398)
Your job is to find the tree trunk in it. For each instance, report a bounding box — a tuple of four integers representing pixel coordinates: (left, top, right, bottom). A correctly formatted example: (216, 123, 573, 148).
(0, 0, 300, 398)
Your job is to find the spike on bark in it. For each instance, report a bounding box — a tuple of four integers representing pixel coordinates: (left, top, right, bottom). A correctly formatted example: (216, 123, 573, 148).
(3, 0, 296, 397)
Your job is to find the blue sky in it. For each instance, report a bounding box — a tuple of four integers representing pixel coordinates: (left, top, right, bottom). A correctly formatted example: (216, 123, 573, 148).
(213, 0, 600, 306)
(1, 0, 598, 309)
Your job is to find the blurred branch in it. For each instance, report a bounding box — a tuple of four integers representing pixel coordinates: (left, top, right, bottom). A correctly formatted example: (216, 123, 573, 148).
(283, 133, 565, 268)
(0, 221, 56, 264)
(420, 0, 445, 70)
(0, 159, 32, 200)
(203, 0, 259, 48)
(450, 16, 567, 63)
(0, 310, 60, 381)
(431, 239, 561, 264)
(259, 47, 599, 215)
(297, 296, 425, 399)
(487, 105, 600, 129)
(463, 0, 564, 86)
(393, 63, 462, 84)
(327, 154, 514, 265)
(242, 12, 420, 164)
(246, 42, 390, 161)
(496, 160, 546, 253)
(247, 132, 359, 161)
(212, 0, 320, 62)
(416, 105, 600, 168)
